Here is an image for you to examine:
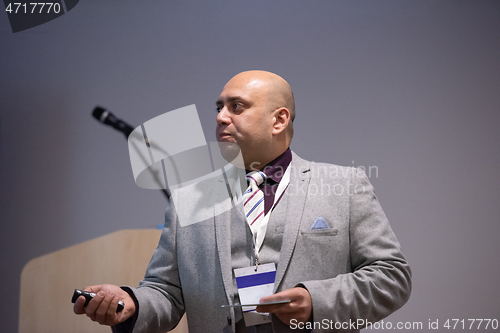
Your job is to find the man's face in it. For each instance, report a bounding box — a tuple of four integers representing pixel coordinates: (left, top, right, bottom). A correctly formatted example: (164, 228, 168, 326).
(215, 76, 275, 168)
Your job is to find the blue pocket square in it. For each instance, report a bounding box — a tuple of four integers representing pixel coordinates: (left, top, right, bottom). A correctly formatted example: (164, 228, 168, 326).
(311, 217, 329, 230)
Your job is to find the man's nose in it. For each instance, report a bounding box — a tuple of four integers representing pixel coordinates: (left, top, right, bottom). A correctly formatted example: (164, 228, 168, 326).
(216, 106, 230, 125)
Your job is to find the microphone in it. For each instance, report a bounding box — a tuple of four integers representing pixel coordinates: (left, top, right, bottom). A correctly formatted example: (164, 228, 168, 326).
(92, 106, 134, 138)
(91, 105, 171, 200)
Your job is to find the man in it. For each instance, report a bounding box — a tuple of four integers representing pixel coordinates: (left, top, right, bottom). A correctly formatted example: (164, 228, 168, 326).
(74, 70, 411, 332)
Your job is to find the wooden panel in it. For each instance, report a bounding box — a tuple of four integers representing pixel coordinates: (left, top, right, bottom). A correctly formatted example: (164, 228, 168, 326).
(19, 229, 188, 333)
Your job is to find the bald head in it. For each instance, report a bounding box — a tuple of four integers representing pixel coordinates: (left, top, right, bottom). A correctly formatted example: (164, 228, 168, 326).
(216, 70, 295, 169)
(226, 70, 295, 126)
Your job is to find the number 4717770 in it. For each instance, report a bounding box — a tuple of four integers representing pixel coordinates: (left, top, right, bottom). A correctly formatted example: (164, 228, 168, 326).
(443, 319, 498, 330)
(5, 3, 62, 14)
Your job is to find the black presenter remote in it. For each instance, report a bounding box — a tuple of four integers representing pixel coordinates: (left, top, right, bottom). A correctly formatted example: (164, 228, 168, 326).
(71, 289, 124, 312)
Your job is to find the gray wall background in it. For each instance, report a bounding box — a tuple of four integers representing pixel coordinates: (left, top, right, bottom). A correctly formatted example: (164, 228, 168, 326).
(1, 1, 499, 331)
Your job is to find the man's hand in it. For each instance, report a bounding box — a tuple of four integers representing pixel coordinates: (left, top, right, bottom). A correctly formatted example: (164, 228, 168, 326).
(255, 287, 312, 325)
(73, 284, 135, 326)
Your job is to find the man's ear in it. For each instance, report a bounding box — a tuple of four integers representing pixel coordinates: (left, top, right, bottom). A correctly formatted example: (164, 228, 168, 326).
(272, 108, 290, 134)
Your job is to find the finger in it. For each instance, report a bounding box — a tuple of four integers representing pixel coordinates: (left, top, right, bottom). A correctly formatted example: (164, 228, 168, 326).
(73, 295, 87, 314)
(256, 304, 280, 313)
(259, 293, 289, 304)
(84, 286, 95, 293)
(94, 291, 114, 324)
(104, 295, 122, 324)
(257, 291, 294, 313)
(85, 290, 105, 321)
(256, 302, 294, 314)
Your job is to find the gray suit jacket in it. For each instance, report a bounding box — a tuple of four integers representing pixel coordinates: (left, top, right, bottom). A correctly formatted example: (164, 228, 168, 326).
(127, 152, 411, 333)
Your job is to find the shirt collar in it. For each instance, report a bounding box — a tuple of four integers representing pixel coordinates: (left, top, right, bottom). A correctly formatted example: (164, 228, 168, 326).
(260, 148, 292, 184)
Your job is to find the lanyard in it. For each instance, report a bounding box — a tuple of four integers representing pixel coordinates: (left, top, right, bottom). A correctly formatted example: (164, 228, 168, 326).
(251, 165, 291, 267)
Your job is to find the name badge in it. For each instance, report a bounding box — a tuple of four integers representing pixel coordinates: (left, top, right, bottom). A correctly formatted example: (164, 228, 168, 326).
(234, 263, 276, 326)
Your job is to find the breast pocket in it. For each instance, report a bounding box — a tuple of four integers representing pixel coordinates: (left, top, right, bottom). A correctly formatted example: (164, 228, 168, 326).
(300, 229, 339, 236)
(293, 218, 349, 278)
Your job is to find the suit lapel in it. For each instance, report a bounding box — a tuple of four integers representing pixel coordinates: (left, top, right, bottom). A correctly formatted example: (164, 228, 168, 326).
(215, 202, 240, 300)
(274, 153, 311, 292)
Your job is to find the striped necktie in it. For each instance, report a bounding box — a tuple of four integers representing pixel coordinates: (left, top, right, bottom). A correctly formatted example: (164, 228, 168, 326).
(243, 171, 267, 234)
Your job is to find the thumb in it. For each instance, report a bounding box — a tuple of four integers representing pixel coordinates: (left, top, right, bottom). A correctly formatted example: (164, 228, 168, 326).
(73, 295, 87, 315)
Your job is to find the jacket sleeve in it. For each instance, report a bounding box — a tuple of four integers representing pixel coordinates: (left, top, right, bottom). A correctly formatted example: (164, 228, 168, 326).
(124, 199, 185, 333)
(300, 168, 412, 332)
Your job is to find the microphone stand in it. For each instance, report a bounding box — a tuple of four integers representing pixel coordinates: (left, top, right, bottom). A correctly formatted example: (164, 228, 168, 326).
(128, 131, 171, 200)
(92, 107, 170, 201)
